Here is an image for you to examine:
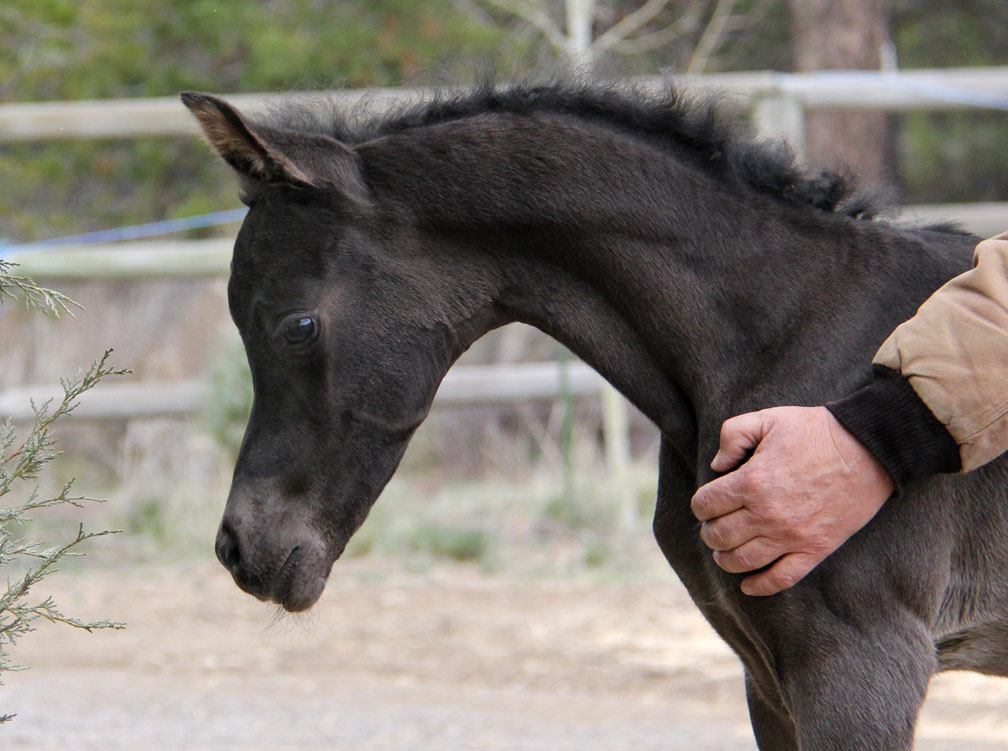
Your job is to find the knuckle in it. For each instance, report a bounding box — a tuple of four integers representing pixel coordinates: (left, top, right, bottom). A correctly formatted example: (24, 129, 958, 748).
(701, 522, 727, 550)
(756, 498, 791, 527)
(690, 490, 708, 519)
(733, 547, 755, 571)
(739, 467, 770, 496)
(806, 532, 834, 555)
(698, 521, 714, 546)
(719, 416, 739, 438)
(735, 471, 758, 495)
(976, 237, 999, 255)
(770, 567, 801, 591)
(711, 549, 730, 571)
(761, 509, 791, 535)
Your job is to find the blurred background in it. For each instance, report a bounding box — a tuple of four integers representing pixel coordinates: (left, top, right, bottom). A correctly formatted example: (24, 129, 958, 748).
(2, 2, 1008, 749)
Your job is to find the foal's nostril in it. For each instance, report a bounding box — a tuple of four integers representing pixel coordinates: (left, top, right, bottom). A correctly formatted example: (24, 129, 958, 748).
(215, 519, 241, 571)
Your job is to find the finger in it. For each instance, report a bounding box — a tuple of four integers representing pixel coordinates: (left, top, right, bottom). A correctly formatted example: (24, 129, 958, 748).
(691, 473, 750, 522)
(710, 411, 769, 472)
(699, 509, 758, 552)
(739, 552, 825, 596)
(712, 537, 781, 574)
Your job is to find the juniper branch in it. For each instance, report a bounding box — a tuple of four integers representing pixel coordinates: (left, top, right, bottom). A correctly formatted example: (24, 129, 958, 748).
(0, 264, 127, 723)
(0, 260, 81, 319)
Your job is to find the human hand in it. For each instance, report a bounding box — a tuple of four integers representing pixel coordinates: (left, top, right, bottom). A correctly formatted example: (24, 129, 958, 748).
(690, 406, 894, 596)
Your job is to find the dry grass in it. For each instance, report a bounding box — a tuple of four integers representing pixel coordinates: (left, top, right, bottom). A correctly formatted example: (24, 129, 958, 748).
(17, 404, 661, 579)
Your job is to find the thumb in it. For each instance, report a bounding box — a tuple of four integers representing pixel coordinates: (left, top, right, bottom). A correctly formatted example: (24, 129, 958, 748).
(711, 411, 769, 472)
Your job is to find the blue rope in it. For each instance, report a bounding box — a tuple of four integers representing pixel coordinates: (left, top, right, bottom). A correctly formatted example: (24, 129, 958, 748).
(2, 72, 1006, 257)
(1, 208, 248, 254)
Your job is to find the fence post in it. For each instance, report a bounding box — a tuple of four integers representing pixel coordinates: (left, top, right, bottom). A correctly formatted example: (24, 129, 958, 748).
(601, 384, 635, 531)
(751, 89, 807, 163)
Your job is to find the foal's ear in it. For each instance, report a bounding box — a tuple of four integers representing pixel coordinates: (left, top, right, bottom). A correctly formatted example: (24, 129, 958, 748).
(180, 91, 367, 197)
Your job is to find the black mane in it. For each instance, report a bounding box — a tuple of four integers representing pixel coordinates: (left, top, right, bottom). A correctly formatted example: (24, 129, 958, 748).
(269, 80, 880, 217)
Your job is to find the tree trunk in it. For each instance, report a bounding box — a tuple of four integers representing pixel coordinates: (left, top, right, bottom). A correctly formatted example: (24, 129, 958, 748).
(787, 0, 895, 189)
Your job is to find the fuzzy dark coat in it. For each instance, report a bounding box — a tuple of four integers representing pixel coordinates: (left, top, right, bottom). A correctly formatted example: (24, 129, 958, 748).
(183, 82, 1007, 751)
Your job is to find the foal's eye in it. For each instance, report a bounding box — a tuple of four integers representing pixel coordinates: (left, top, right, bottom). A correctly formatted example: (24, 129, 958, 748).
(283, 315, 317, 346)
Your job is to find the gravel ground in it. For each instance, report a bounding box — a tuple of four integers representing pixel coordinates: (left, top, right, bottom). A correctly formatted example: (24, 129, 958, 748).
(5, 558, 1008, 750)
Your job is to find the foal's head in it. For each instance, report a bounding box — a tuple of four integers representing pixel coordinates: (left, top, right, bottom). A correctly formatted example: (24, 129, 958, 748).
(184, 93, 497, 610)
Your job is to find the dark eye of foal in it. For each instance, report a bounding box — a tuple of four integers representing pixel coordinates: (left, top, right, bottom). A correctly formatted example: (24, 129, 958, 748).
(283, 316, 317, 345)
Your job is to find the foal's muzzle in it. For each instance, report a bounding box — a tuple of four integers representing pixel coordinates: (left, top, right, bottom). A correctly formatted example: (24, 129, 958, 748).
(215, 518, 272, 598)
(214, 517, 328, 612)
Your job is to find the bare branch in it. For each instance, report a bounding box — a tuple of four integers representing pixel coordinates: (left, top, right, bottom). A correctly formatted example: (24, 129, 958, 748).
(0, 261, 81, 319)
(593, 0, 671, 52)
(686, 0, 738, 74)
(606, 0, 704, 56)
(452, 0, 496, 26)
(478, 0, 570, 51)
(725, 0, 774, 33)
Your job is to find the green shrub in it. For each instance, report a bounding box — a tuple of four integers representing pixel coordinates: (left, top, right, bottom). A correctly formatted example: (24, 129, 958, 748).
(411, 523, 491, 562)
(0, 261, 126, 723)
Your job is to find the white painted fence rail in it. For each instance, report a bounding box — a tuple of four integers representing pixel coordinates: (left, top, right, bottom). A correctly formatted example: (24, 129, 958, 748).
(2, 67, 1008, 142)
(0, 88, 425, 143)
(3, 239, 234, 279)
(0, 361, 606, 423)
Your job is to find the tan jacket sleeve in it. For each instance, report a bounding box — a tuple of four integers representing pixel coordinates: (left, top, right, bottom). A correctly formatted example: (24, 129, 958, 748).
(874, 231, 1008, 471)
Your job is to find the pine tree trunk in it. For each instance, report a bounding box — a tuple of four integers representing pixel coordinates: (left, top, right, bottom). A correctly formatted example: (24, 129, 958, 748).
(787, 0, 894, 189)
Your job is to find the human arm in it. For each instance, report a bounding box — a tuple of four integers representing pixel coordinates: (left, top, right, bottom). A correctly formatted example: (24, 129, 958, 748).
(842, 230, 1008, 474)
(691, 231, 1008, 596)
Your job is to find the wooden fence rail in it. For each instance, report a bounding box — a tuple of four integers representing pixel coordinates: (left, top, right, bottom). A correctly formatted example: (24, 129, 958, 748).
(2, 67, 1008, 143)
(0, 361, 606, 423)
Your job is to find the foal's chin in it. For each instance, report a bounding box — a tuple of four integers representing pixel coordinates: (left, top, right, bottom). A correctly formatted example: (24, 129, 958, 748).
(275, 570, 329, 612)
(271, 544, 339, 612)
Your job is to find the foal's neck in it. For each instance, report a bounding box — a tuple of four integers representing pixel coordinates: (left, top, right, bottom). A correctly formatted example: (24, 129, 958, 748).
(366, 114, 877, 459)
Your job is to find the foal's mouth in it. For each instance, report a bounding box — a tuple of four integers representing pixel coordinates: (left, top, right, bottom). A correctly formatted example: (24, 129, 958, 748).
(271, 545, 301, 601)
(267, 544, 331, 613)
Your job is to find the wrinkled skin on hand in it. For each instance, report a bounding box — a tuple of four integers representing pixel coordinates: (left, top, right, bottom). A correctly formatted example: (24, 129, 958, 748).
(690, 406, 895, 596)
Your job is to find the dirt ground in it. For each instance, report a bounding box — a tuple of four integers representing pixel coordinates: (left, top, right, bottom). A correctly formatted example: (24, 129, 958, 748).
(5, 556, 1008, 750)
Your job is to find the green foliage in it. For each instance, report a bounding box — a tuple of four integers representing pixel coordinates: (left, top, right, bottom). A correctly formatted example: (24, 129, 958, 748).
(0, 0, 529, 243)
(340, 488, 498, 564)
(119, 494, 171, 542)
(0, 265, 127, 723)
(410, 523, 491, 562)
(0, 0, 516, 100)
(899, 111, 1008, 204)
(893, 0, 1008, 69)
(889, 0, 1008, 204)
(3, 1, 1007, 245)
(542, 487, 618, 533)
(582, 537, 611, 567)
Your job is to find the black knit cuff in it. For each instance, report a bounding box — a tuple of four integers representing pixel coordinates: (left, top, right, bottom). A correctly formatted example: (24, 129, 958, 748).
(826, 366, 961, 491)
